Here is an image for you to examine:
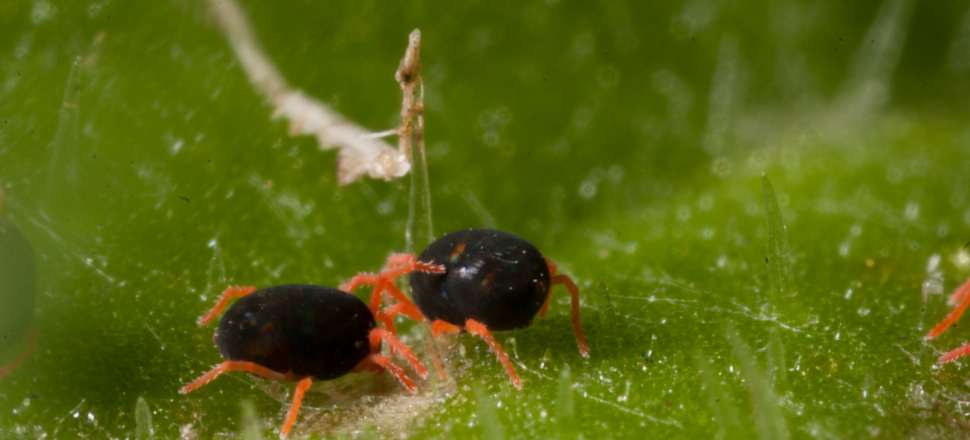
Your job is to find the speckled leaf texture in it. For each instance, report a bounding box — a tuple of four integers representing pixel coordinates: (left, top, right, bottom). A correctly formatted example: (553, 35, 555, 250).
(1, 1, 969, 439)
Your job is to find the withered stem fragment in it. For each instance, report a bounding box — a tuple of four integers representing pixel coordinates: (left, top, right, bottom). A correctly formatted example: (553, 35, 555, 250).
(207, 0, 410, 185)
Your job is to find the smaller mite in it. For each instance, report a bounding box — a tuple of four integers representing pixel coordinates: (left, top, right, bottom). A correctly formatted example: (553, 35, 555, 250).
(343, 228, 588, 388)
(180, 284, 427, 438)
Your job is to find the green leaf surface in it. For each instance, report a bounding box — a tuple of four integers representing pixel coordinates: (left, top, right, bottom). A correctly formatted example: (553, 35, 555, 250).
(1, 0, 969, 439)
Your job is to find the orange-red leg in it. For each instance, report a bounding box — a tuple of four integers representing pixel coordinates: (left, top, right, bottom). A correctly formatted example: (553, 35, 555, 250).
(540, 258, 590, 358)
(947, 277, 970, 306)
(465, 319, 521, 389)
(340, 254, 443, 317)
(382, 283, 426, 322)
(381, 253, 446, 277)
(929, 280, 970, 339)
(430, 319, 463, 336)
(550, 274, 590, 358)
(426, 334, 447, 380)
(280, 377, 314, 438)
(426, 320, 463, 380)
(179, 361, 290, 394)
(940, 343, 970, 363)
(385, 253, 417, 269)
(370, 328, 428, 379)
(360, 353, 417, 393)
(339, 273, 383, 312)
(374, 310, 397, 336)
(339, 273, 381, 294)
(197, 286, 258, 326)
(0, 326, 37, 377)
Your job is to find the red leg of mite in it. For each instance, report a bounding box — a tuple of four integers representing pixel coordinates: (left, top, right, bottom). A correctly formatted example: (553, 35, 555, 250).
(426, 334, 448, 380)
(370, 328, 428, 379)
(338, 273, 381, 295)
(280, 377, 313, 438)
(385, 253, 416, 269)
(382, 283, 426, 321)
(0, 326, 37, 377)
(368, 279, 389, 317)
(373, 310, 397, 340)
(380, 253, 446, 278)
(947, 277, 970, 306)
(431, 319, 463, 336)
(197, 286, 258, 326)
(342, 254, 443, 316)
(941, 343, 970, 363)
(343, 254, 443, 294)
(929, 283, 970, 339)
(365, 353, 417, 392)
(551, 274, 590, 357)
(545, 257, 559, 276)
(465, 319, 521, 389)
(179, 361, 289, 394)
(383, 302, 425, 337)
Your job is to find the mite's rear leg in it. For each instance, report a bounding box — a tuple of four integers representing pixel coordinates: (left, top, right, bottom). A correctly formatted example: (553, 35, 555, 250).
(381, 282, 427, 322)
(341, 253, 444, 315)
(947, 277, 970, 306)
(280, 377, 314, 438)
(197, 286, 258, 326)
(940, 343, 970, 363)
(356, 353, 417, 393)
(929, 280, 970, 340)
(369, 328, 428, 379)
(179, 361, 290, 394)
(426, 332, 448, 380)
(465, 319, 521, 389)
(541, 258, 590, 357)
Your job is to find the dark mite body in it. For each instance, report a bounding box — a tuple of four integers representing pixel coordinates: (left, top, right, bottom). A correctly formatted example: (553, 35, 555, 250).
(342, 228, 588, 389)
(215, 285, 374, 380)
(181, 284, 426, 438)
(0, 189, 37, 377)
(410, 228, 550, 331)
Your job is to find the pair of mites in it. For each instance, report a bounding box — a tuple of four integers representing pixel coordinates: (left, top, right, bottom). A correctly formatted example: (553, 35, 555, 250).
(180, 228, 589, 438)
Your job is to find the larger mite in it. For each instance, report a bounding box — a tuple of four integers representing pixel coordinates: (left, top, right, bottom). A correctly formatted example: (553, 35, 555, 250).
(342, 228, 588, 388)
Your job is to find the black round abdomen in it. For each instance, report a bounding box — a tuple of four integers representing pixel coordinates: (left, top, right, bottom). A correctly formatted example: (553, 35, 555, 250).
(214, 285, 374, 381)
(0, 219, 35, 354)
(411, 229, 551, 331)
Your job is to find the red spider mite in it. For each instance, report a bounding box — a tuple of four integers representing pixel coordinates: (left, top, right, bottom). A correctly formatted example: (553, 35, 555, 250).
(180, 284, 428, 438)
(0, 188, 37, 377)
(341, 228, 589, 389)
(927, 278, 970, 363)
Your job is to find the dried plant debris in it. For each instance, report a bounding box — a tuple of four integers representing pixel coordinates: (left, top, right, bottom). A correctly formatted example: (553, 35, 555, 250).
(297, 366, 457, 438)
(207, 0, 414, 185)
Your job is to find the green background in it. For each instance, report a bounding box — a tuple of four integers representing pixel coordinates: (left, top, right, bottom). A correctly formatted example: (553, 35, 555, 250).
(2, 0, 970, 438)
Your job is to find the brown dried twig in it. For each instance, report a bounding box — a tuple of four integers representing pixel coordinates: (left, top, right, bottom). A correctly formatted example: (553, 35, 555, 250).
(395, 29, 424, 166)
